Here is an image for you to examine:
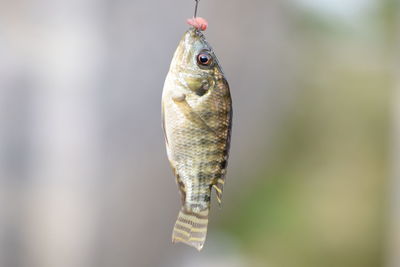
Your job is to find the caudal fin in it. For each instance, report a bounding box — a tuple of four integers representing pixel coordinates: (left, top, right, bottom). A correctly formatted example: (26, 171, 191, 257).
(172, 208, 209, 251)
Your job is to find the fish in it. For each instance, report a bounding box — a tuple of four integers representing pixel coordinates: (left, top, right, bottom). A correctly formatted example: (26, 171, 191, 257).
(161, 27, 232, 251)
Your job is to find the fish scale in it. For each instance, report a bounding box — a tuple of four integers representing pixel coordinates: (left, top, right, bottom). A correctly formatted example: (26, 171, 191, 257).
(162, 27, 232, 250)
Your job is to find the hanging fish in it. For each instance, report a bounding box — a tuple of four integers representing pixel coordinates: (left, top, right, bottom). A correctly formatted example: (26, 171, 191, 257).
(161, 3, 232, 251)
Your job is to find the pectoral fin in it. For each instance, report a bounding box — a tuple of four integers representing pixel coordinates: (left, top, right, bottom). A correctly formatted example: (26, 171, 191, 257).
(172, 94, 216, 135)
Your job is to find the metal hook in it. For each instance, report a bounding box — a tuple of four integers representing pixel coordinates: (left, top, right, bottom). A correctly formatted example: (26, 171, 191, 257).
(194, 0, 199, 18)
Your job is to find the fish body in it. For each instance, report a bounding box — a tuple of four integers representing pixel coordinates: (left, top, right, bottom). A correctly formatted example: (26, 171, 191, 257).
(162, 28, 232, 250)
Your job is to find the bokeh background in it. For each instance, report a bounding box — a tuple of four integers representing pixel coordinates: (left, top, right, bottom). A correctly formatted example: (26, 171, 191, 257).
(0, 0, 398, 266)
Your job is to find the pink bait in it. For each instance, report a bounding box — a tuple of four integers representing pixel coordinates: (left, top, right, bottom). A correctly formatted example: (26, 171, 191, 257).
(187, 17, 208, 31)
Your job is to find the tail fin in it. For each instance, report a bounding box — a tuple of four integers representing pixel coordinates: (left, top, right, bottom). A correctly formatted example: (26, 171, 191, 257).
(172, 208, 209, 251)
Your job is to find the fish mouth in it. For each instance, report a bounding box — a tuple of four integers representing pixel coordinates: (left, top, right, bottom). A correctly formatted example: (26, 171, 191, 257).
(188, 26, 203, 35)
(185, 27, 207, 42)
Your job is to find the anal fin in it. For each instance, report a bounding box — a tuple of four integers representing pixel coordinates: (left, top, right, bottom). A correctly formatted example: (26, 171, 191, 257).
(176, 174, 186, 204)
(170, 164, 186, 204)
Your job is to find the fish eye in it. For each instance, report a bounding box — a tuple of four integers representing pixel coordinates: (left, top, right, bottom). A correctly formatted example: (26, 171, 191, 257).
(197, 52, 212, 66)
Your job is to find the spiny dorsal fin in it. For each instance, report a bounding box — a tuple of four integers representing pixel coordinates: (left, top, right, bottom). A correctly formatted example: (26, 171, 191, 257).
(213, 179, 224, 205)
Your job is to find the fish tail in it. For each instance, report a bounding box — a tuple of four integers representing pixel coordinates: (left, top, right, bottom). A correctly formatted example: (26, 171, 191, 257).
(172, 208, 209, 251)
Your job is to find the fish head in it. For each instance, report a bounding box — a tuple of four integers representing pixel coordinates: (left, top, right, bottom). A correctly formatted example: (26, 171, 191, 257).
(169, 28, 223, 96)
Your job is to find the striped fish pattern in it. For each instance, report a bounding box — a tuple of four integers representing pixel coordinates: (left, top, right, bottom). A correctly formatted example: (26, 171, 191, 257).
(162, 27, 232, 250)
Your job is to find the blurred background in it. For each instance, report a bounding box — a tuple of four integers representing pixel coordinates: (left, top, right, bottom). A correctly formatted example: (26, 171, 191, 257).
(0, 0, 397, 266)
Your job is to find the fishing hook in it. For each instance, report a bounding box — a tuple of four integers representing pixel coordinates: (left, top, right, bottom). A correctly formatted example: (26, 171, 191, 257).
(194, 0, 199, 18)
